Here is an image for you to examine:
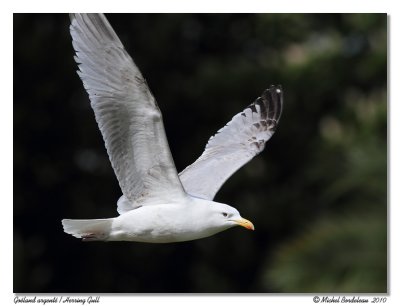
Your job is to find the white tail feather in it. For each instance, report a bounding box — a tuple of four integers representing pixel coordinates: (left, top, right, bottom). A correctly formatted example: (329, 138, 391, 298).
(62, 218, 113, 241)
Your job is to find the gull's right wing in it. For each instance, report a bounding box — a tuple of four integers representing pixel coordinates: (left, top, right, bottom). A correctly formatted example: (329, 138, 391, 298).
(179, 85, 283, 200)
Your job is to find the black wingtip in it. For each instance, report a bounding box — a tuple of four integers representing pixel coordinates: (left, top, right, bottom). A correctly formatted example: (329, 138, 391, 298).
(242, 85, 283, 134)
(261, 84, 283, 124)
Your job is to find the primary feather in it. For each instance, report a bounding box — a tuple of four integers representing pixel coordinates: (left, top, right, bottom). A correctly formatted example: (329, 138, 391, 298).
(179, 85, 283, 200)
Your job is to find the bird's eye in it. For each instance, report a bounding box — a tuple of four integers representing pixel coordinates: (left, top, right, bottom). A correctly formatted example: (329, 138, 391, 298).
(222, 212, 228, 217)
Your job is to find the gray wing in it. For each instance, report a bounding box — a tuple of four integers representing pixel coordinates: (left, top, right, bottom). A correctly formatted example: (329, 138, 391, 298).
(179, 85, 283, 200)
(70, 13, 186, 206)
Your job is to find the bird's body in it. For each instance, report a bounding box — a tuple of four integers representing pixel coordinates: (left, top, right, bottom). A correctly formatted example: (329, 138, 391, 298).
(63, 197, 251, 243)
(112, 201, 214, 243)
(62, 13, 283, 243)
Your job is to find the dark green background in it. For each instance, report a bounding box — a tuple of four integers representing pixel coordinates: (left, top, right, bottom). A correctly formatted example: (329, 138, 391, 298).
(14, 13, 387, 293)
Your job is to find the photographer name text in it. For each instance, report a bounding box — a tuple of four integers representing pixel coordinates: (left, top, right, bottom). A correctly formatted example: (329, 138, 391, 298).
(313, 296, 387, 304)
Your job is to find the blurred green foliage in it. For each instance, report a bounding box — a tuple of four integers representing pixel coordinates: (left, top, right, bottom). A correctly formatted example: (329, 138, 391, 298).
(14, 13, 386, 293)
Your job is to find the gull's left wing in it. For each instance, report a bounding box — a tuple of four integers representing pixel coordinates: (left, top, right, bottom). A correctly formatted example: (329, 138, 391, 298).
(179, 85, 283, 200)
(70, 14, 186, 209)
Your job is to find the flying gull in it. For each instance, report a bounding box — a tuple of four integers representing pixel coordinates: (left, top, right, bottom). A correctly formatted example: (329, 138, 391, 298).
(62, 13, 283, 243)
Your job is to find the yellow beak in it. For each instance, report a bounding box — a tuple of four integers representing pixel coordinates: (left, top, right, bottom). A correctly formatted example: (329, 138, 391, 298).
(233, 218, 255, 230)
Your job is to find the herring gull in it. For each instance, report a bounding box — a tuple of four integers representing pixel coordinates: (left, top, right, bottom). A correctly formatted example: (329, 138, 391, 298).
(62, 13, 283, 243)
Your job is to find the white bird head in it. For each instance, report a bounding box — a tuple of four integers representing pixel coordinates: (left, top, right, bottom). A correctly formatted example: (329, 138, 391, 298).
(205, 202, 255, 232)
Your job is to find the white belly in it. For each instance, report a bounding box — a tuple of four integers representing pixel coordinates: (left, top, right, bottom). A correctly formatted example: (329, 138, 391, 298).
(107, 204, 223, 243)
